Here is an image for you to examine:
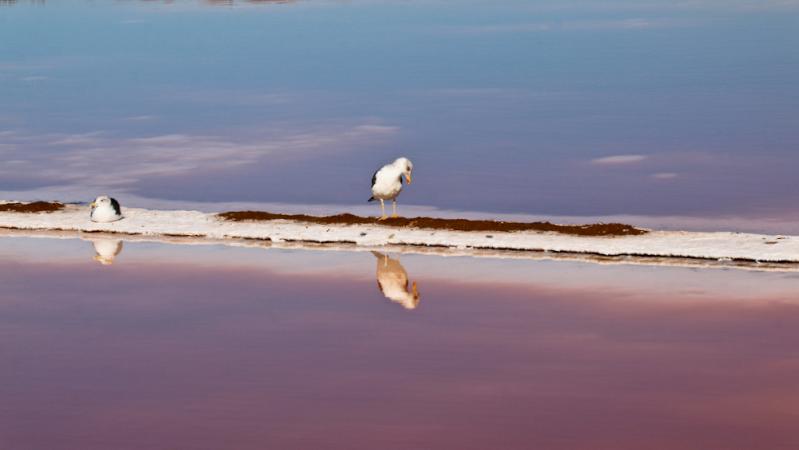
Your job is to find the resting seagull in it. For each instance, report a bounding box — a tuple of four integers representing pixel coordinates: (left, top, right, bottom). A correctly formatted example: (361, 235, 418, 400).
(369, 157, 413, 220)
(90, 195, 123, 223)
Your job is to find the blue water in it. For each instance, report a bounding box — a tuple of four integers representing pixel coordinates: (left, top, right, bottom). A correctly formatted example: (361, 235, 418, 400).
(1, 0, 797, 220)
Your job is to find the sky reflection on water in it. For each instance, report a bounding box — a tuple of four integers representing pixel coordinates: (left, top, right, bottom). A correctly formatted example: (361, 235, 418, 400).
(2, 2, 798, 446)
(1, 236, 799, 449)
(0, 0, 797, 231)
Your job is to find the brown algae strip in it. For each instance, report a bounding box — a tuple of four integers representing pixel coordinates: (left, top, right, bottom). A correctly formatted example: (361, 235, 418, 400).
(0, 202, 65, 213)
(217, 211, 647, 237)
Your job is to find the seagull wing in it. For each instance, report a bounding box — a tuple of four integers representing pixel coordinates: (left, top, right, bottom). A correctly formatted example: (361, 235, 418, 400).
(110, 198, 122, 215)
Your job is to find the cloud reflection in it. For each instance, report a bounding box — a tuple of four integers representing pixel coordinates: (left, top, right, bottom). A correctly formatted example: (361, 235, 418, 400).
(591, 154, 648, 165)
(372, 251, 420, 310)
(0, 124, 398, 192)
(207, 0, 297, 4)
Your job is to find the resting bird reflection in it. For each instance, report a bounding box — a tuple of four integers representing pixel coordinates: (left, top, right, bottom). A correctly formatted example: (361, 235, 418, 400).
(372, 251, 420, 310)
(89, 238, 124, 265)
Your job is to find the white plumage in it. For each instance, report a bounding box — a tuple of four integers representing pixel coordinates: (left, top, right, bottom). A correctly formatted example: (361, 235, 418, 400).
(372, 251, 420, 310)
(369, 157, 413, 219)
(90, 195, 123, 223)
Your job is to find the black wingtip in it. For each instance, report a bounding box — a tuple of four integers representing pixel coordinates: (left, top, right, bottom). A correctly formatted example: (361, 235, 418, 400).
(110, 197, 122, 215)
(368, 196, 375, 202)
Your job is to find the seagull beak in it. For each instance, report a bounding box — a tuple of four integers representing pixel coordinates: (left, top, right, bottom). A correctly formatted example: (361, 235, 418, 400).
(90, 202, 96, 208)
(405, 173, 412, 184)
(93, 255, 113, 265)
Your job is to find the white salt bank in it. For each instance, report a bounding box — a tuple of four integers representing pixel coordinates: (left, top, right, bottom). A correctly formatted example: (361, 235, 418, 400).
(0, 201, 797, 270)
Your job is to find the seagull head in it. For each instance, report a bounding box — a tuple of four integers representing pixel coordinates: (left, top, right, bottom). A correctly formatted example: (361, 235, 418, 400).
(401, 282, 420, 310)
(91, 195, 112, 209)
(394, 157, 413, 184)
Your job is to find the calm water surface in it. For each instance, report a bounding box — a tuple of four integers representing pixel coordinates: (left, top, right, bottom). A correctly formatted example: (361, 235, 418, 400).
(3, 2, 798, 448)
(1, 1, 798, 231)
(1, 236, 799, 449)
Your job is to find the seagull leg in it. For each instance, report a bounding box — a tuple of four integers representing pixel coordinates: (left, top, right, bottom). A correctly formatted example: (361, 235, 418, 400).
(391, 200, 398, 218)
(379, 199, 387, 220)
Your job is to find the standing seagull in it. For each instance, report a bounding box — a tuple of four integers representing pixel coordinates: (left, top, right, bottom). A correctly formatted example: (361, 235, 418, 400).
(369, 157, 413, 220)
(90, 195, 123, 223)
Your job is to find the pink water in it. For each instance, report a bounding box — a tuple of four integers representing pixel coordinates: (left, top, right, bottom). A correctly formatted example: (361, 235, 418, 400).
(1, 237, 798, 449)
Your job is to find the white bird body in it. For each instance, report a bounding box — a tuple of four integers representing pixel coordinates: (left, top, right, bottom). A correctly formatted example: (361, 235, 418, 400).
(90, 196, 123, 223)
(369, 157, 413, 219)
(371, 166, 405, 201)
(372, 251, 419, 310)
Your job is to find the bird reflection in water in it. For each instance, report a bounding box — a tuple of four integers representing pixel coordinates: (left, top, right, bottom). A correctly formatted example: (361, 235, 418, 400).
(371, 251, 420, 310)
(88, 238, 124, 265)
